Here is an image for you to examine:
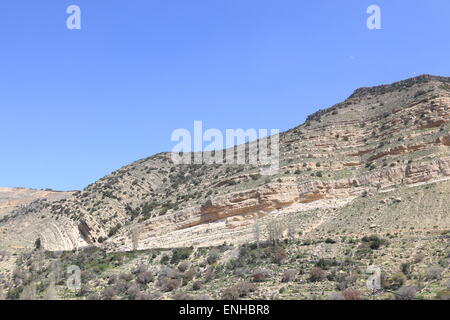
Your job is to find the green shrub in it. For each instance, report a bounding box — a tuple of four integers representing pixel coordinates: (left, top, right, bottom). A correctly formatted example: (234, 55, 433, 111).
(207, 250, 220, 265)
(316, 258, 338, 270)
(400, 262, 413, 276)
(361, 235, 386, 250)
(414, 90, 427, 98)
(160, 254, 170, 265)
(108, 223, 122, 237)
(171, 247, 194, 264)
(6, 286, 23, 300)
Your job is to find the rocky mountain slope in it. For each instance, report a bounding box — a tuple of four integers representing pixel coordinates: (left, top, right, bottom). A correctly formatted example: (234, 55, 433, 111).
(0, 188, 71, 219)
(1, 74, 450, 254)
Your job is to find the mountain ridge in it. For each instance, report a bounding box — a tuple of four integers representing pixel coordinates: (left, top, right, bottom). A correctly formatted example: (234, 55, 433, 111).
(1, 74, 450, 253)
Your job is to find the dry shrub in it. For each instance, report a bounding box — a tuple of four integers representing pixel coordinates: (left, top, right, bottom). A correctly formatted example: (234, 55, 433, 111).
(114, 279, 131, 294)
(383, 272, 406, 290)
(183, 268, 196, 282)
(156, 267, 181, 291)
(119, 273, 133, 282)
(327, 292, 345, 300)
(133, 264, 148, 275)
(221, 281, 256, 300)
(12, 269, 28, 286)
(107, 274, 119, 285)
(113, 253, 125, 266)
(157, 267, 178, 283)
(426, 266, 443, 280)
(396, 286, 416, 300)
(308, 267, 325, 282)
(335, 272, 357, 291)
(136, 271, 154, 285)
(102, 287, 117, 300)
(272, 247, 287, 265)
(251, 268, 271, 283)
(281, 269, 297, 283)
(192, 281, 203, 291)
(342, 288, 363, 300)
(173, 292, 195, 300)
(87, 292, 101, 300)
(162, 278, 181, 292)
(134, 292, 152, 300)
(203, 267, 216, 282)
(127, 284, 141, 299)
(178, 262, 189, 273)
(413, 252, 425, 264)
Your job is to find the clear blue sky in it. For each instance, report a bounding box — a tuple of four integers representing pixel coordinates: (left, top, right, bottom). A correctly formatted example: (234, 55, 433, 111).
(1, 1, 450, 191)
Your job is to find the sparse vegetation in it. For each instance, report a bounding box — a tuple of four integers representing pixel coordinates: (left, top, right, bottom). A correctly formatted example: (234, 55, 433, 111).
(2, 75, 450, 301)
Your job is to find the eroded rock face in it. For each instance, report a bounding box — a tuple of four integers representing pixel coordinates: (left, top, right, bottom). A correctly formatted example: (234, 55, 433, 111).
(2, 74, 450, 251)
(109, 157, 450, 250)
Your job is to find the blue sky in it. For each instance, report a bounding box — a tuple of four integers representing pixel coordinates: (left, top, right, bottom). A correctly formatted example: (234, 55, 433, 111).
(1, 0, 450, 191)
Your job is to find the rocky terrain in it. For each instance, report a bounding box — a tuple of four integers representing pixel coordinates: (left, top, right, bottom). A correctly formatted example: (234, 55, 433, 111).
(0, 188, 71, 219)
(1, 74, 450, 300)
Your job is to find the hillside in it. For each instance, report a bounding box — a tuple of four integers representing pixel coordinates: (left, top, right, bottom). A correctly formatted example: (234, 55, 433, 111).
(1, 74, 450, 300)
(0, 188, 72, 220)
(2, 74, 450, 252)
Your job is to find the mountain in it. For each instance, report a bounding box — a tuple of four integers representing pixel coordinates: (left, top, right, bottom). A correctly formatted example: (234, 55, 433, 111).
(0, 188, 72, 219)
(2, 74, 450, 253)
(2, 74, 450, 300)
